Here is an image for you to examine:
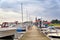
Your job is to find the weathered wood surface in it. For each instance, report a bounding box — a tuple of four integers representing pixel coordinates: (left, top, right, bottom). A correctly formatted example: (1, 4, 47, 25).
(19, 26, 50, 40)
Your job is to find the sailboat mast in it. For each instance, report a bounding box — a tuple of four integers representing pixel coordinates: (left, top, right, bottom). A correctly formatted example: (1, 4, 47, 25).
(21, 3, 23, 24)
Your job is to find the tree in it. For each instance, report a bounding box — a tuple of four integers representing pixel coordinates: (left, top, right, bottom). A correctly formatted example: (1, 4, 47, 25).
(51, 19, 59, 24)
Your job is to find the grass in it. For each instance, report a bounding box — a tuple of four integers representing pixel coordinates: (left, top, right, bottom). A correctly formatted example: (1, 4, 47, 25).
(49, 23, 60, 27)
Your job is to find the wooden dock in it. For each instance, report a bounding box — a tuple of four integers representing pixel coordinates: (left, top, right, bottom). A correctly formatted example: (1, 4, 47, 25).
(19, 26, 50, 40)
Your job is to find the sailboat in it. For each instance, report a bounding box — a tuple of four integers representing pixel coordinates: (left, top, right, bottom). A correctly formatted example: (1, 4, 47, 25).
(47, 27, 60, 38)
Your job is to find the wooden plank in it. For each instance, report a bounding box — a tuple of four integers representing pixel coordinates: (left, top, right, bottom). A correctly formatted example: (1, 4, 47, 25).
(19, 26, 50, 40)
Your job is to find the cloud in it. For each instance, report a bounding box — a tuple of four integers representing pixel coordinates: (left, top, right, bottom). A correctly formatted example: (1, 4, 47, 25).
(0, 8, 27, 23)
(0, 0, 60, 22)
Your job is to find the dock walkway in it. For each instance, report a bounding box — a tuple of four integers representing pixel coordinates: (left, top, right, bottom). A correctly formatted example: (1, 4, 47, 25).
(19, 26, 50, 40)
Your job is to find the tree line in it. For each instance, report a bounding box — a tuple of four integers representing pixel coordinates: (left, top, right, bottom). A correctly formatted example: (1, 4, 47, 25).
(51, 19, 60, 24)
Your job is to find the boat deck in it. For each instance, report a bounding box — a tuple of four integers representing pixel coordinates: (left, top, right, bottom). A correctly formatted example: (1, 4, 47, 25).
(19, 26, 50, 40)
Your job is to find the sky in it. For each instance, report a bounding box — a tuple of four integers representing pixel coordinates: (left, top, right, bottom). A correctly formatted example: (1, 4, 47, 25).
(0, 0, 60, 23)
